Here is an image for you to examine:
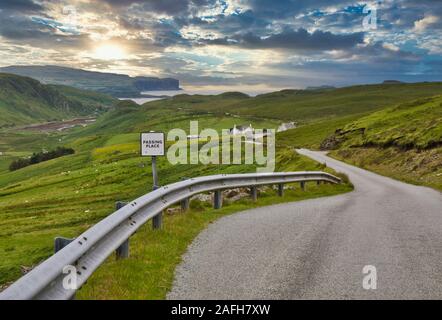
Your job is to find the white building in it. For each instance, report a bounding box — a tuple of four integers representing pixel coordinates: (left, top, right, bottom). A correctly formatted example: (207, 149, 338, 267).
(277, 122, 296, 132)
(229, 124, 254, 137)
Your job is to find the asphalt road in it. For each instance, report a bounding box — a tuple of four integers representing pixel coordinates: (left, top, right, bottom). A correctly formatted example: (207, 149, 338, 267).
(168, 149, 442, 299)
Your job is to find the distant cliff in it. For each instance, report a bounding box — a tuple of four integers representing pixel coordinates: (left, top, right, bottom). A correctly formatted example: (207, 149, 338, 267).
(0, 65, 180, 97)
(133, 77, 179, 91)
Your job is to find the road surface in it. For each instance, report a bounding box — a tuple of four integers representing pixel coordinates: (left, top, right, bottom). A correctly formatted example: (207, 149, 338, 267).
(168, 149, 442, 299)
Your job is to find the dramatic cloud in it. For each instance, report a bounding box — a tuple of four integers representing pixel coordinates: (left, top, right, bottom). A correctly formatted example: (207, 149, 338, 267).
(100, 0, 214, 14)
(247, 0, 356, 19)
(203, 28, 365, 52)
(413, 15, 440, 32)
(0, 0, 43, 12)
(0, 0, 440, 89)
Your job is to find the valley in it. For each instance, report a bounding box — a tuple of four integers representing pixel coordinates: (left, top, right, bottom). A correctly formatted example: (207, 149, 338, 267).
(21, 118, 97, 132)
(0, 78, 440, 298)
(0, 0, 440, 303)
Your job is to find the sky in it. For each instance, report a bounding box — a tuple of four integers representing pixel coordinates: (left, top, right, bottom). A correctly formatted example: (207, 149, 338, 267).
(0, 0, 441, 89)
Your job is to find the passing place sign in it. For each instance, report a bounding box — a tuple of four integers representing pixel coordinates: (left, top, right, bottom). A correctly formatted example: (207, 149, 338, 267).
(141, 132, 165, 156)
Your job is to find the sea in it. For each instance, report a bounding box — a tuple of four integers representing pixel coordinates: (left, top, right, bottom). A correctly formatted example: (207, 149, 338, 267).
(118, 86, 288, 105)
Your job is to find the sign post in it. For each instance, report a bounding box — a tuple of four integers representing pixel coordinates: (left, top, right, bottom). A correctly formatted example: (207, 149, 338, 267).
(141, 132, 165, 229)
(151, 155, 159, 190)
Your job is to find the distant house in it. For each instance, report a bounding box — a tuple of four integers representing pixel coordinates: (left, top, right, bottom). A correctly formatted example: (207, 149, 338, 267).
(277, 122, 296, 132)
(228, 124, 273, 142)
(229, 124, 254, 136)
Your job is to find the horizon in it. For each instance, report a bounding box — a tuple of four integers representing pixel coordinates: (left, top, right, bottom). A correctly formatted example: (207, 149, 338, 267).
(2, 63, 440, 96)
(0, 1, 440, 89)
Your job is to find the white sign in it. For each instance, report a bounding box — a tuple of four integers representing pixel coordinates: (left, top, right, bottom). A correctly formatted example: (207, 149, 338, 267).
(141, 132, 165, 156)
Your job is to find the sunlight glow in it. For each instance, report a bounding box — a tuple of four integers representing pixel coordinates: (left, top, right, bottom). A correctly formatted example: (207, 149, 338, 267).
(93, 44, 126, 60)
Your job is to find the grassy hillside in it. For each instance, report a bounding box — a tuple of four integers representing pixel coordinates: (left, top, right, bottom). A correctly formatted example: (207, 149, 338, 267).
(276, 115, 363, 149)
(0, 73, 116, 128)
(160, 85, 441, 192)
(0, 103, 350, 289)
(327, 96, 442, 190)
(168, 83, 442, 123)
(1, 81, 440, 296)
(61, 99, 281, 147)
(326, 95, 442, 150)
(0, 65, 179, 97)
(49, 85, 117, 112)
(149, 82, 442, 151)
(76, 89, 442, 299)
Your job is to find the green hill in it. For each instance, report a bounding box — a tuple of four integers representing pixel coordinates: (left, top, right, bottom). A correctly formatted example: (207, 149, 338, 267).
(0, 101, 350, 291)
(167, 82, 442, 123)
(169, 83, 441, 190)
(0, 65, 179, 97)
(324, 95, 442, 150)
(0, 73, 116, 128)
(137, 82, 442, 152)
(327, 95, 442, 190)
(49, 85, 117, 112)
(0, 81, 441, 295)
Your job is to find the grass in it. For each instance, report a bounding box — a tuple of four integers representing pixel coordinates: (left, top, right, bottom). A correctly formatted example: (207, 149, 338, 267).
(327, 95, 442, 191)
(1, 81, 440, 296)
(0, 99, 345, 289)
(0, 142, 347, 286)
(331, 147, 442, 191)
(0, 73, 115, 127)
(77, 182, 352, 300)
(276, 114, 363, 149)
(49, 84, 117, 111)
(164, 83, 442, 122)
(335, 95, 442, 150)
(151, 84, 442, 193)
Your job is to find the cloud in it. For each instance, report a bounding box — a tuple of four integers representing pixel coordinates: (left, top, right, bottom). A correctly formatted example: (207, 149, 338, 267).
(413, 15, 440, 32)
(202, 28, 364, 52)
(247, 0, 355, 19)
(100, 0, 214, 15)
(0, 0, 440, 88)
(0, 14, 52, 40)
(0, 0, 43, 12)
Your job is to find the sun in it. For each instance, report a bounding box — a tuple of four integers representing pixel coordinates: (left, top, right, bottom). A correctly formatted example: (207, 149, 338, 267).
(92, 44, 126, 61)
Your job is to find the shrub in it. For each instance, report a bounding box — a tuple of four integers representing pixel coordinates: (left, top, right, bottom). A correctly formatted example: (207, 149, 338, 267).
(9, 147, 75, 171)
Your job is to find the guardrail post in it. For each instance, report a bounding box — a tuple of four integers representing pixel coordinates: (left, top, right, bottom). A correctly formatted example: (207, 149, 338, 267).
(180, 177, 190, 212)
(214, 190, 222, 209)
(277, 183, 284, 197)
(116, 239, 129, 259)
(300, 181, 306, 191)
(317, 180, 321, 185)
(115, 202, 130, 259)
(181, 197, 190, 212)
(152, 185, 163, 230)
(153, 212, 163, 229)
(250, 186, 258, 202)
(54, 237, 74, 254)
(53, 236, 76, 299)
